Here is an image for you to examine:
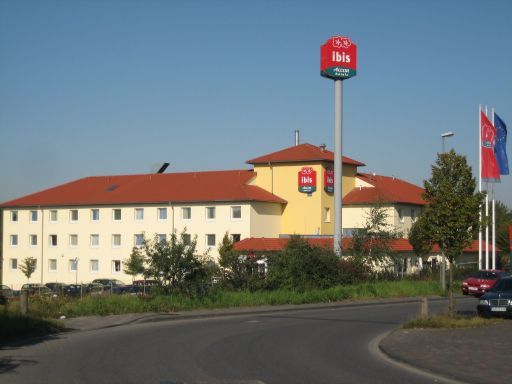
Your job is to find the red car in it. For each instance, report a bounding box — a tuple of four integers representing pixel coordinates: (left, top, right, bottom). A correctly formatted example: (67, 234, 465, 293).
(461, 270, 510, 296)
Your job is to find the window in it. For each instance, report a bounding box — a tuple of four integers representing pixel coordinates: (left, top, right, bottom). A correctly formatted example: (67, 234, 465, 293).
(49, 259, 57, 272)
(158, 208, 167, 221)
(70, 210, 79, 222)
(69, 258, 78, 272)
(206, 207, 216, 220)
(112, 260, 121, 273)
(411, 208, 416, 222)
(11, 210, 18, 222)
(30, 234, 38, 247)
(50, 210, 58, 222)
(90, 259, 99, 273)
(232, 234, 241, 243)
(182, 207, 191, 220)
(69, 234, 78, 247)
(10, 258, 18, 270)
(324, 207, 331, 223)
(10, 234, 18, 247)
(158, 234, 167, 243)
(112, 234, 121, 248)
(182, 233, 191, 245)
(90, 234, 100, 247)
(49, 234, 58, 247)
(135, 208, 144, 221)
(113, 209, 122, 221)
(206, 234, 216, 247)
(135, 234, 144, 247)
(30, 210, 38, 222)
(231, 206, 242, 220)
(398, 208, 404, 223)
(91, 209, 100, 221)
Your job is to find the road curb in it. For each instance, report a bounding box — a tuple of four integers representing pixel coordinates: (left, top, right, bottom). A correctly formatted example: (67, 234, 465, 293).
(370, 330, 469, 384)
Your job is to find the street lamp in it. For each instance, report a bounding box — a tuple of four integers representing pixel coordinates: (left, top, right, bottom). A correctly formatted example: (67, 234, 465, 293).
(439, 131, 454, 293)
(441, 131, 454, 153)
(74, 257, 79, 285)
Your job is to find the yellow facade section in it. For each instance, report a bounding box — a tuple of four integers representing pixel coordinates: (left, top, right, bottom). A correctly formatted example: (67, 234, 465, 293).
(250, 162, 358, 236)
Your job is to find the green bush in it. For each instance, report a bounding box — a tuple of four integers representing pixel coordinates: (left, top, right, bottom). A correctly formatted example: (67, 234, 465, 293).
(265, 237, 339, 290)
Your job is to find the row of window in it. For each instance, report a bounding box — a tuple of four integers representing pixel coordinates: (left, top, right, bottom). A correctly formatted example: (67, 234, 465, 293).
(9, 206, 243, 223)
(9, 233, 241, 249)
(9, 258, 123, 273)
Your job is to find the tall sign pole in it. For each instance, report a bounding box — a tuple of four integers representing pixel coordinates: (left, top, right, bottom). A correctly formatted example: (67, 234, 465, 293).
(509, 224, 512, 272)
(321, 36, 357, 256)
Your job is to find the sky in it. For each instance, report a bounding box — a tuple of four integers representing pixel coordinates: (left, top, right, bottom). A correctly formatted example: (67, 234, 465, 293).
(1, 0, 511, 207)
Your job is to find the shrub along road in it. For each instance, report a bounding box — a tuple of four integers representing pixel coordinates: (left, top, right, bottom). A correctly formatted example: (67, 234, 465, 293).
(0, 297, 479, 384)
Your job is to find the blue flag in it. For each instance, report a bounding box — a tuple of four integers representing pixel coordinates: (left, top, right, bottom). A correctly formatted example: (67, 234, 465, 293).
(494, 112, 509, 175)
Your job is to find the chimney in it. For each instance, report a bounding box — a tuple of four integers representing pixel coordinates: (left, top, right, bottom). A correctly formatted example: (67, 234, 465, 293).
(319, 144, 326, 152)
(295, 130, 300, 146)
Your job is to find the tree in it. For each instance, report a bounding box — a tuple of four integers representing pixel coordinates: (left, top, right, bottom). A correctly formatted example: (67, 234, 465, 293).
(123, 246, 146, 280)
(494, 201, 512, 269)
(218, 232, 265, 290)
(416, 150, 485, 315)
(349, 204, 402, 270)
(139, 230, 212, 296)
(409, 216, 433, 262)
(20, 257, 37, 283)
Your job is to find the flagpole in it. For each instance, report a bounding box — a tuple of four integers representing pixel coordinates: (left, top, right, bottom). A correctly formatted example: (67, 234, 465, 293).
(492, 107, 496, 270)
(479, 104, 482, 270)
(485, 106, 489, 270)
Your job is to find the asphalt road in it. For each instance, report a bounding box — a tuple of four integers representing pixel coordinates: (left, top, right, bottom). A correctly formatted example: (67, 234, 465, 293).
(0, 298, 475, 384)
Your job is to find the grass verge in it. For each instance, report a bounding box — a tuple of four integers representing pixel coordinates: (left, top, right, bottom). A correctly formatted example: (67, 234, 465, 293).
(7, 280, 444, 319)
(403, 314, 503, 329)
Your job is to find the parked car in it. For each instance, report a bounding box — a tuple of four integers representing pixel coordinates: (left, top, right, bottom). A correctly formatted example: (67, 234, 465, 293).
(1, 284, 14, 299)
(45, 282, 69, 295)
(129, 279, 159, 294)
(91, 279, 129, 294)
(21, 283, 52, 296)
(461, 270, 510, 296)
(477, 277, 512, 318)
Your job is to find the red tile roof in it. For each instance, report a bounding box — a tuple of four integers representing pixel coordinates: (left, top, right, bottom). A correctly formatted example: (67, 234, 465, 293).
(234, 237, 494, 254)
(343, 173, 426, 206)
(246, 143, 365, 167)
(1, 170, 287, 208)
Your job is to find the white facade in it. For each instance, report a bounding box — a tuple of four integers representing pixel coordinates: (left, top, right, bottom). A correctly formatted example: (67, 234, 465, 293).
(1, 202, 282, 289)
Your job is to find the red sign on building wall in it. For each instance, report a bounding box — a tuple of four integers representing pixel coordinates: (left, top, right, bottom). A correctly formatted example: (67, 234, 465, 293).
(324, 167, 334, 193)
(320, 36, 357, 80)
(298, 167, 317, 193)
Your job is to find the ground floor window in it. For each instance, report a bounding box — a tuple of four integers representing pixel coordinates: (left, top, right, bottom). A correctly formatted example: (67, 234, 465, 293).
(69, 258, 78, 272)
(90, 259, 99, 273)
(10, 258, 17, 270)
(49, 259, 57, 272)
(112, 260, 121, 273)
(206, 234, 216, 247)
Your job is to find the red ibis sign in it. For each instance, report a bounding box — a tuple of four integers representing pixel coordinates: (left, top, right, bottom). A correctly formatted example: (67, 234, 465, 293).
(321, 36, 357, 80)
(324, 167, 334, 193)
(298, 167, 317, 193)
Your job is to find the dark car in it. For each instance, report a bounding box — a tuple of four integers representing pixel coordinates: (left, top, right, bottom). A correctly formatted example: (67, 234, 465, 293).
(461, 270, 510, 296)
(45, 282, 69, 295)
(91, 279, 128, 294)
(1, 284, 14, 299)
(477, 277, 512, 318)
(129, 279, 159, 294)
(1, 285, 14, 304)
(21, 283, 52, 296)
